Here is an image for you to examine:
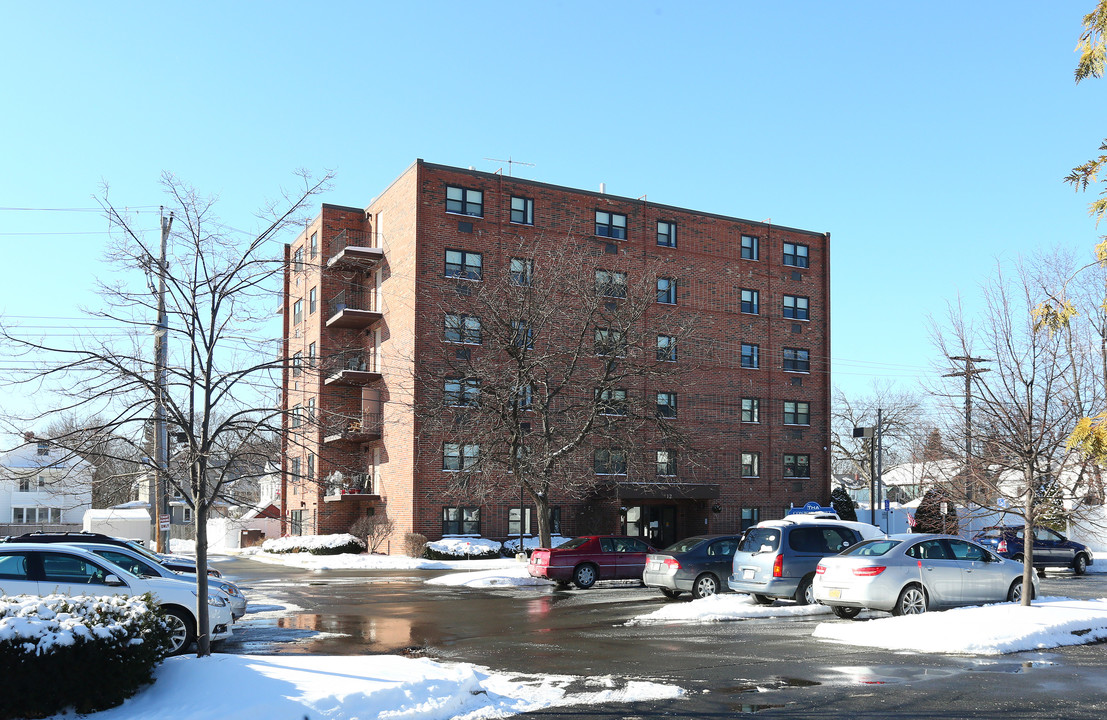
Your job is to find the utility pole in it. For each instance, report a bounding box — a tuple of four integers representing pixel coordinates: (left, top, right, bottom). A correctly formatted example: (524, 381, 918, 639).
(944, 355, 990, 500)
(153, 208, 173, 553)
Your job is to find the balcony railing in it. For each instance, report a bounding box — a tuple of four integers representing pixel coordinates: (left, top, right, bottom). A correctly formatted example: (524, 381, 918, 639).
(322, 412, 383, 444)
(328, 229, 384, 272)
(322, 351, 382, 386)
(326, 287, 382, 329)
(325, 472, 375, 498)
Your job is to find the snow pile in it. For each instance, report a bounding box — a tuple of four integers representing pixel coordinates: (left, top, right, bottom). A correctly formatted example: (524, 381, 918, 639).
(813, 597, 1107, 654)
(425, 536, 502, 558)
(0, 594, 153, 654)
(169, 539, 196, 555)
(502, 535, 573, 553)
(627, 593, 831, 625)
(261, 533, 365, 554)
(427, 561, 552, 588)
(66, 653, 684, 720)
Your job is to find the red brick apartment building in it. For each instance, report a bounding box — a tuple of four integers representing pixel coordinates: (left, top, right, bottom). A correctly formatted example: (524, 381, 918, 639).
(280, 160, 830, 548)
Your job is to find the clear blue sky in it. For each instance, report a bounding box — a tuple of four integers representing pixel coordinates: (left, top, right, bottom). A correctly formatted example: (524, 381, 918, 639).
(1, 1, 1104, 417)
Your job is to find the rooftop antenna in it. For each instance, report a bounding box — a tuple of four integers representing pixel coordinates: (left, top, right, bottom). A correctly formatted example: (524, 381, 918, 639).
(484, 156, 535, 177)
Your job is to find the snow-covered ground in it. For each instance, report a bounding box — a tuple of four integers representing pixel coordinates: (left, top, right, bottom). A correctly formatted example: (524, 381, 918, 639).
(46, 654, 684, 720)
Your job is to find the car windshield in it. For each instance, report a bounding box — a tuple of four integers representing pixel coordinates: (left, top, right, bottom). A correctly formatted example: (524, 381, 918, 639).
(558, 538, 590, 550)
(739, 528, 780, 553)
(125, 540, 168, 564)
(663, 538, 706, 554)
(841, 539, 900, 557)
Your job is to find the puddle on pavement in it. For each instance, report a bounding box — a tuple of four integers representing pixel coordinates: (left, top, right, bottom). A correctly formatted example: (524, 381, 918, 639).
(827, 659, 1058, 685)
(719, 677, 817, 714)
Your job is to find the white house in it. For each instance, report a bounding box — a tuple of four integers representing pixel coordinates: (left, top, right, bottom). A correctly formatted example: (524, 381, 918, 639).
(0, 437, 92, 535)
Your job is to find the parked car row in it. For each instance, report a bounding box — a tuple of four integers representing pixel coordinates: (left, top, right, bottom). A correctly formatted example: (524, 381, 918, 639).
(0, 532, 248, 654)
(526, 518, 1090, 619)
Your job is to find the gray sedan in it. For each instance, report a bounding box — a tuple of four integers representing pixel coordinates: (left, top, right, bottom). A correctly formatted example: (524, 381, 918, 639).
(812, 533, 1038, 619)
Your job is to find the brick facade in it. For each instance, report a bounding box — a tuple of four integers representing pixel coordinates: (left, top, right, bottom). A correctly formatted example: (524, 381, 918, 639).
(281, 160, 831, 549)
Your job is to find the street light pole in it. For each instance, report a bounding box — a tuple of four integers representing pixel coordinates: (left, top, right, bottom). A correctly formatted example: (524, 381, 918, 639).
(154, 208, 173, 553)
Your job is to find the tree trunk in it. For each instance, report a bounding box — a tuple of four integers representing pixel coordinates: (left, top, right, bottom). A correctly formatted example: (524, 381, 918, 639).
(534, 493, 551, 548)
(194, 501, 211, 656)
(1021, 498, 1035, 608)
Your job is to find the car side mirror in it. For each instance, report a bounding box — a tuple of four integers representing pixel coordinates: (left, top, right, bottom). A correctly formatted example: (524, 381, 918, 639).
(104, 574, 125, 587)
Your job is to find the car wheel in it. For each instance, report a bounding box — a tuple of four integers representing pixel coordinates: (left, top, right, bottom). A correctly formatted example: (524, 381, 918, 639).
(794, 575, 815, 605)
(164, 608, 196, 656)
(691, 573, 720, 600)
(893, 584, 927, 616)
(1074, 554, 1088, 576)
(752, 594, 774, 605)
(1011, 554, 1024, 564)
(572, 563, 598, 589)
(832, 606, 862, 620)
(660, 588, 682, 599)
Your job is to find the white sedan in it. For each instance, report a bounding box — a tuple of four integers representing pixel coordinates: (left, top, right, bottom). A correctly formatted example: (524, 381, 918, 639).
(0, 543, 233, 654)
(813, 533, 1037, 619)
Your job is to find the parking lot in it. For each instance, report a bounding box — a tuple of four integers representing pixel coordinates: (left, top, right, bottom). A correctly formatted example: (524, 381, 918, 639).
(217, 555, 1107, 718)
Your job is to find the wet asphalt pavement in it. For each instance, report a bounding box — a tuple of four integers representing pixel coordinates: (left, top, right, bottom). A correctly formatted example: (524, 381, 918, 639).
(214, 556, 1107, 719)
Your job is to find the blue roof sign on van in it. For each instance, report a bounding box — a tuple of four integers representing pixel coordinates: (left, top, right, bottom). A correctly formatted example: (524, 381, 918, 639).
(787, 502, 835, 515)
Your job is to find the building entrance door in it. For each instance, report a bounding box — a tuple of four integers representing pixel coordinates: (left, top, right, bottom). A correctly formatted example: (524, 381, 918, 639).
(623, 505, 677, 548)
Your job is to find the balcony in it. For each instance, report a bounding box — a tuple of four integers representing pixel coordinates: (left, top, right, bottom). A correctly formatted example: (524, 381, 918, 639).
(326, 288, 382, 330)
(327, 229, 384, 272)
(323, 412, 382, 445)
(323, 351, 382, 386)
(324, 472, 377, 502)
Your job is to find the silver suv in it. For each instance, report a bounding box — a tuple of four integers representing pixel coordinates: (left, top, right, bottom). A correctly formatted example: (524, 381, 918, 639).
(728, 518, 883, 604)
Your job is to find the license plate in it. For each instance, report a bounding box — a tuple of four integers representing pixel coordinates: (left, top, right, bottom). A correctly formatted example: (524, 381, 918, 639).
(829, 589, 841, 599)
(742, 569, 755, 580)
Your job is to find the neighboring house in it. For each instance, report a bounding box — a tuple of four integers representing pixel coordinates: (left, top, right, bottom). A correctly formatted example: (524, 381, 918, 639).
(281, 160, 833, 546)
(0, 436, 92, 535)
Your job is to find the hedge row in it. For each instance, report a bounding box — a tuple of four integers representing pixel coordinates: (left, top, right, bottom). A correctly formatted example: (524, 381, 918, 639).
(0, 593, 171, 719)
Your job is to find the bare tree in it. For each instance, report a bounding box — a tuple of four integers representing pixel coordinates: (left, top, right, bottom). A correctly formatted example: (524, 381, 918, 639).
(0, 170, 331, 654)
(831, 383, 928, 486)
(930, 259, 1101, 605)
(40, 415, 146, 508)
(415, 235, 701, 548)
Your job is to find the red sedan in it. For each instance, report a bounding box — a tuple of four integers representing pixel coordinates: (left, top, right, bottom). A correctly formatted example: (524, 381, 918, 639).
(528, 535, 655, 588)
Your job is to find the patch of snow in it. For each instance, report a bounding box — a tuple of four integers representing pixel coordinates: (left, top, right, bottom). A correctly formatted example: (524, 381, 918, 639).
(627, 593, 831, 625)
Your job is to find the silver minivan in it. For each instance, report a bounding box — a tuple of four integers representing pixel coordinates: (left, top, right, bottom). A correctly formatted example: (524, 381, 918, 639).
(728, 518, 883, 604)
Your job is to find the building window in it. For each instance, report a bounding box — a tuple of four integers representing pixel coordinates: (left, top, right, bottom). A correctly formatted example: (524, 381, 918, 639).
(36, 441, 49, 456)
(784, 242, 809, 268)
(291, 404, 302, 429)
(657, 221, 677, 248)
(293, 299, 303, 325)
(657, 277, 676, 304)
(292, 246, 304, 272)
(307, 397, 316, 423)
(511, 320, 534, 348)
(597, 388, 628, 416)
(741, 508, 760, 530)
(740, 289, 759, 315)
(292, 351, 302, 377)
(784, 454, 811, 478)
(656, 392, 677, 419)
(515, 384, 533, 410)
(309, 231, 318, 259)
(445, 249, 483, 280)
(290, 509, 304, 536)
(445, 377, 481, 407)
(290, 457, 301, 479)
(784, 401, 810, 426)
(183, 507, 193, 523)
(594, 327, 626, 357)
(509, 258, 533, 286)
(656, 450, 676, 477)
(510, 196, 534, 225)
(308, 342, 316, 367)
(741, 397, 760, 423)
(508, 507, 532, 536)
(595, 269, 627, 298)
(445, 314, 482, 344)
(309, 287, 317, 314)
(595, 211, 627, 239)
(783, 348, 810, 373)
(741, 452, 760, 478)
(594, 448, 627, 475)
(446, 186, 483, 217)
(443, 443, 480, 471)
(741, 343, 759, 369)
(741, 235, 759, 261)
(18, 477, 31, 492)
(657, 334, 677, 362)
(783, 294, 809, 320)
(307, 453, 315, 481)
(443, 507, 481, 535)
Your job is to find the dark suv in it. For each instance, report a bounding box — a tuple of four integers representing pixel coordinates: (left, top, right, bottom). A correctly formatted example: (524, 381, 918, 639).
(972, 526, 1092, 575)
(728, 518, 882, 604)
(0, 532, 222, 577)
